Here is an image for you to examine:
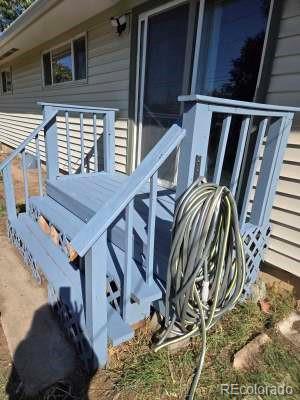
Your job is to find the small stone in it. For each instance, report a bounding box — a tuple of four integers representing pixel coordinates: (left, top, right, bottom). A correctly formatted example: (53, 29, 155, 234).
(249, 280, 267, 304)
(166, 325, 190, 353)
(296, 300, 300, 313)
(149, 311, 161, 332)
(233, 333, 271, 371)
(276, 311, 300, 349)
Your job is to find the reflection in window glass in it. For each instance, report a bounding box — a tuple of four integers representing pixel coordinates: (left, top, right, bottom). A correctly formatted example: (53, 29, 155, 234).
(1, 70, 12, 93)
(196, 0, 270, 101)
(74, 37, 86, 80)
(52, 43, 72, 84)
(43, 52, 52, 86)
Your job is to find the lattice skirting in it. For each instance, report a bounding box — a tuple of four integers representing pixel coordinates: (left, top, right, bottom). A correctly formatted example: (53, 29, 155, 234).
(241, 222, 271, 298)
(48, 285, 93, 369)
(7, 220, 42, 284)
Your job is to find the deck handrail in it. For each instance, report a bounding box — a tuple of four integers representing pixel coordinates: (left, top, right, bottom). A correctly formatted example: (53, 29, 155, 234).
(71, 124, 186, 257)
(38, 102, 119, 114)
(178, 94, 300, 113)
(0, 109, 58, 173)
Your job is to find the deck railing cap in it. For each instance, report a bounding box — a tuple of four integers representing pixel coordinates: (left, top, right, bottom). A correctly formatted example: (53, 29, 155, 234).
(178, 94, 300, 113)
(37, 102, 119, 113)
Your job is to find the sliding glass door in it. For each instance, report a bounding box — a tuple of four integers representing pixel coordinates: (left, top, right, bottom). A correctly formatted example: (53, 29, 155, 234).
(134, 0, 271, 186)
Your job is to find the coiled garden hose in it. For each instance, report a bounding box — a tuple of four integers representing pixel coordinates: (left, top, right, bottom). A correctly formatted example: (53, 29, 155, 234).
(153, 179, 246, 399)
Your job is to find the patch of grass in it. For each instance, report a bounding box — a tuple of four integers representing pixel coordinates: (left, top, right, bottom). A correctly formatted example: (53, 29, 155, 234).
(112, 285, 298, 400)
(0, 203, 5, 217)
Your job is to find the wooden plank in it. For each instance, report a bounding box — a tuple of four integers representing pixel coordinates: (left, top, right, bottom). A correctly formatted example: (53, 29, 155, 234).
(240, 118, 268, 225)
(65, 111, 71, 174)
(85, 233, 108, 367)
(21, 150, 29, 211)
(80, 113, 85, 174)
(35, 135, 43, 196)
(176, 103, 212, 198)
(93, 114, 99, 172)
(213, 115, 232, 184)
(122, 201, 133, 321)
(250, 115, 294, 226)
(103, 111, 115, 173)
(230, 117, 250, 196)
(2, 164, 17, 220)
(44, 106, 59, 181)
(145, 172, 158, 285)
(71, 124, 185, 256)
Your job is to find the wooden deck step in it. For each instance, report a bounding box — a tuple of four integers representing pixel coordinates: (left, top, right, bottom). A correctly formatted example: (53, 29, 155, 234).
(47, 172, 129, 222)
(29, 195, 162, 304)
(10, 214, 134, 346)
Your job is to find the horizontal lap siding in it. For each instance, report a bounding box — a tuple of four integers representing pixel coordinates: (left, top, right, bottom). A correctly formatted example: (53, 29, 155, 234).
(264, 0, 300, 276)
(0, 1, 142, 173)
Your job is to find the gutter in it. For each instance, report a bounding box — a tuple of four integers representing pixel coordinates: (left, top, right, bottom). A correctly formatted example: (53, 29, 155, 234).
(0, 0, 62, 49)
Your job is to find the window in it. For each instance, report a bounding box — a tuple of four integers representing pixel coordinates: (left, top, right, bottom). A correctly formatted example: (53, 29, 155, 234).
(1, 68, 12, 94)
(195, 0, 271, 101)
(42, 34, 87, 86)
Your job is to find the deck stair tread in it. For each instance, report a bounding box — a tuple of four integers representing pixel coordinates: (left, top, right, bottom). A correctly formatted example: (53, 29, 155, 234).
(11, 214, 134, 346)
(28, 194, 161, 304)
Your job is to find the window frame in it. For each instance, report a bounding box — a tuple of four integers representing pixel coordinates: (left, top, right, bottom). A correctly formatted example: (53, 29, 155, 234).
(1, 67, 13, 95)
(41, 32, 88, 88)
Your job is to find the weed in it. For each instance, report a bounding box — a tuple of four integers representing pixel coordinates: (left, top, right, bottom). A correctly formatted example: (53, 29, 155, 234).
(113, 285, 298, 400)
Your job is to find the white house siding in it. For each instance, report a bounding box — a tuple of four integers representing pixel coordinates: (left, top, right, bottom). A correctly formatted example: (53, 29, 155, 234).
(264, 0, 300, 276)
(0, 0, 145, 173)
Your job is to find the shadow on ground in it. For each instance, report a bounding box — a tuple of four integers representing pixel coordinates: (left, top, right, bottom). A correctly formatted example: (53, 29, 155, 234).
(5, 290, 96, 400)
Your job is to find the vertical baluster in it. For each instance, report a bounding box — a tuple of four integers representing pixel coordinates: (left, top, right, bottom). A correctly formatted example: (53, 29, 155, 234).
(43, 105, 58, 181)
(93, 113, 98, 172)
(65, 111, 71, 174)
(2, 163, 17, 220)
(145, 171, 158, 285)
(80, 112, 84, 173)
(213, 115, 232, 184)
(240, 117, 268, 226)
(35, 134, 43, 196)
(123, 201, 133, 321)
(250, 114, 293, 227)
(21, 150, 29, 211)
(230, 116, 250, 196)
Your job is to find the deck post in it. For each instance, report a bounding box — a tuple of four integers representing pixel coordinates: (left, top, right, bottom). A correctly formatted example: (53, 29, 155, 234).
(43, 105, 59, 181)
(2, 163, 17, 221)
(176, 99, 212, 199)
(103, 111, 115, 173)
(85, 233, 108, 368)
(250, 113, 294, 227)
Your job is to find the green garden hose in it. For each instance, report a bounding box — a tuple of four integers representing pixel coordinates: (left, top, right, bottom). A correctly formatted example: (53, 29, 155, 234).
(153, 179, 246, 399)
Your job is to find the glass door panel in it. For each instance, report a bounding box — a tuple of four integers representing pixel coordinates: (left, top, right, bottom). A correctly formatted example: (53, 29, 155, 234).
(137, 2, 190, 186)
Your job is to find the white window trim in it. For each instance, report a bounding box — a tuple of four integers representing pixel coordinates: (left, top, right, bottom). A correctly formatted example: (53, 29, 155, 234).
(41, 32, 88, 88)
(1, 66, 13, 95)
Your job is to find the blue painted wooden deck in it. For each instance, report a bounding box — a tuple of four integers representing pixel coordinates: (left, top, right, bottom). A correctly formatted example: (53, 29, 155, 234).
(1, 96, 298, 369)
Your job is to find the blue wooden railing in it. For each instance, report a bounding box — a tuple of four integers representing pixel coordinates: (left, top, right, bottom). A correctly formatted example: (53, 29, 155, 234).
(38, 102, 117, 178)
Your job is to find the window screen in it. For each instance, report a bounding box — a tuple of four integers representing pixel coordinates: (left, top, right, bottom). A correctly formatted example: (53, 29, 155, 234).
(43, 52, 52, 86)
(1, 70, 12, 93)
(74, 36, 87, 80)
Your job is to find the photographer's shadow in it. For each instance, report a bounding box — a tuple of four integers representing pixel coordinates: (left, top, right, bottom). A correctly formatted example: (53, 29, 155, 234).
(5, 287, 96, 399)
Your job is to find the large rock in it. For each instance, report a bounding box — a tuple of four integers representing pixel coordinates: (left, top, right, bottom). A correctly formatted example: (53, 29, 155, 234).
(233, 333, 271, 370)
